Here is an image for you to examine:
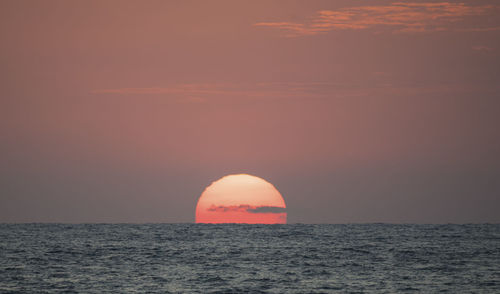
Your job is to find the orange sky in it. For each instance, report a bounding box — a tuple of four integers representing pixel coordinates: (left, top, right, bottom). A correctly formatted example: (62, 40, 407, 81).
(1, 1, 499, 223)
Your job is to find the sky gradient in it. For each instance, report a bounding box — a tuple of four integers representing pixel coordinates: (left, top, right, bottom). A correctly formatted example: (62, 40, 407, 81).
(1, 0, 499, 223)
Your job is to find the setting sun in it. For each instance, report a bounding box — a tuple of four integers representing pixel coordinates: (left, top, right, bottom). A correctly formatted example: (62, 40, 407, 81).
(195, 174, 286, 224)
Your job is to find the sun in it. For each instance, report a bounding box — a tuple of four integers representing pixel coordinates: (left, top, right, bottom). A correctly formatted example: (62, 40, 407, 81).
(195, 174, 287, 224)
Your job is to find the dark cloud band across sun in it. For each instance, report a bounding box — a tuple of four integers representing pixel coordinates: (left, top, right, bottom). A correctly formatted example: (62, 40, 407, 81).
(207, 204, 286, 214)
(255, 2, 500, 36)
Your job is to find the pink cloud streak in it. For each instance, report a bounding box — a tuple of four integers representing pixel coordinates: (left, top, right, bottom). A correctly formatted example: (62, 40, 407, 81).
(254, 2, 499, 36)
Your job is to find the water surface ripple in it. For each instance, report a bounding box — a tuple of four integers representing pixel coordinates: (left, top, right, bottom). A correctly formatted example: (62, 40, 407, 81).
(0, 224, 499, 293)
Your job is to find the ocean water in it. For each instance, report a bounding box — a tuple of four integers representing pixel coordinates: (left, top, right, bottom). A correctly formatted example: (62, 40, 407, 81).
(0, 224, 499, 293)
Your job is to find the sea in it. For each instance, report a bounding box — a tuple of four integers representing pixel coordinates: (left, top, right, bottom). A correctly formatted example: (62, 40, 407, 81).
(0, 224, 499, 293)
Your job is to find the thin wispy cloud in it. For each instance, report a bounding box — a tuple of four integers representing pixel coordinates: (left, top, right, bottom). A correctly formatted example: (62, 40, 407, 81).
(92, 80, 484, 102)
(93, 84, 235, 95)
(92, 82, 348, 101)
(472, 45, 494, 52)
(207, 204, 286, 214)
(255, 2, 499, 36)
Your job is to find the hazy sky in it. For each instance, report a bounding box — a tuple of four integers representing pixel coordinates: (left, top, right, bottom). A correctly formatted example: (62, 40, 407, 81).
(1, 0, 499, 223)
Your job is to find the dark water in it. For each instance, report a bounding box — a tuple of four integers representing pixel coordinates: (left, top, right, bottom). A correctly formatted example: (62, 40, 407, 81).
(0, 224, 499, 293)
